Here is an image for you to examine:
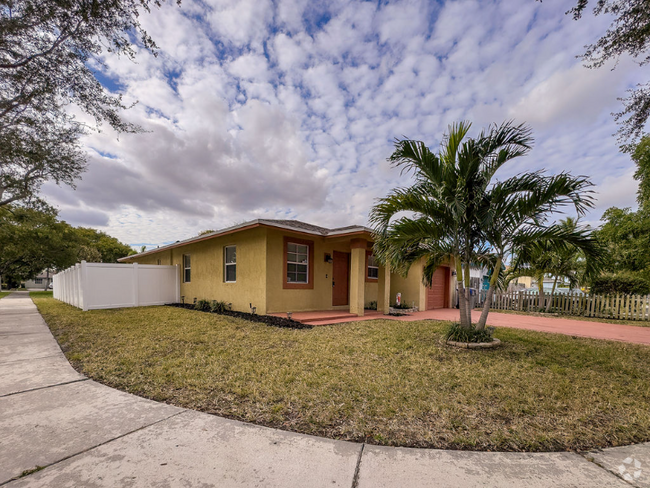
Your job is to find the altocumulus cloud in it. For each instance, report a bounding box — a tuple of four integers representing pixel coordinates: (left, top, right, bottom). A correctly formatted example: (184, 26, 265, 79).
(43, 0, 646, 248)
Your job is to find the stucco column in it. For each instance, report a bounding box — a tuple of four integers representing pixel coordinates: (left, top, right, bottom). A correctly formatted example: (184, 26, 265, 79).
(378, 263, 390, 314)
(349, 239, 366, 316)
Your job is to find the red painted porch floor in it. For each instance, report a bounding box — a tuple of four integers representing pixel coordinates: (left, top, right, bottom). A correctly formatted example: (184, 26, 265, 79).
(270, 308, 650, 345)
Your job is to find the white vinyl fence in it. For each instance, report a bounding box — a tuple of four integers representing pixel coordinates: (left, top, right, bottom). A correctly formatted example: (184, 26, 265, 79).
(53, 261, 180, 311)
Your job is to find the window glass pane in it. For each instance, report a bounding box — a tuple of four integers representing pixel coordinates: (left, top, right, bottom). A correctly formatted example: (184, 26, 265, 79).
(287, 272, 296, 282)
(226, 265, 236, 282)
(184, 255, 190, 268)
(368, 267, 378, 279)
(184, 269, 191, 283)
(287, 252, 297, 263)
(296, 272, 307, 283)
(288, 243, 297, 253)
(287, 263, 297, 273)
(368, 255, 377, 267)
(225, 246, 236, 264)
(297, 264, 307, 273)
(297, 253, 308, 263)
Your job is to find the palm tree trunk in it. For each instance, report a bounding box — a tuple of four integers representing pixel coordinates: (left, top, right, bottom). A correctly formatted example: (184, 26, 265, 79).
(455, 258, 469, 328)
(545, 276, 558, 312)
(537, 274, 546, 312)
(476, 256, 502, 330)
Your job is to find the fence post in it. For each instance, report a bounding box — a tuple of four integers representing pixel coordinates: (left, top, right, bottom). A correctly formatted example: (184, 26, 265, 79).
(133, 263, 139, 307)
(80, 261, 88, 311)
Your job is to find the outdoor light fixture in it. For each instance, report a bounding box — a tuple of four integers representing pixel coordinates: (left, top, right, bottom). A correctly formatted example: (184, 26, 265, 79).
(451, 271, 457, 276)
(324, 253, 333, 263)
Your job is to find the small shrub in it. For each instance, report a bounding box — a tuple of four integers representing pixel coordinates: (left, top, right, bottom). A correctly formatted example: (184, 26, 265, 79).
(444, 322, 494, 343)
(195, 299, 211, 312)
(391, 302, 412, 309)
(366, 301, 377, 310)
(590, 272, 650, 295)
(210, 300, 228, 313)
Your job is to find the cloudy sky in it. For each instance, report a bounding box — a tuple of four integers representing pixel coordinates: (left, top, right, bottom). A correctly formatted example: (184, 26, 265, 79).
(43, 0, 646, 249)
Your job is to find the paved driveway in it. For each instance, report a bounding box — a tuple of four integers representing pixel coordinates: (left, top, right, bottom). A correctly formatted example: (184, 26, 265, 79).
(0, 292, 647, 487)
(408, 308, 650, 346)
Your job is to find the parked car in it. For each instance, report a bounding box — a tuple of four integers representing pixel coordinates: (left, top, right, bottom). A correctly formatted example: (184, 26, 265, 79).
(48, 282, 53, 290)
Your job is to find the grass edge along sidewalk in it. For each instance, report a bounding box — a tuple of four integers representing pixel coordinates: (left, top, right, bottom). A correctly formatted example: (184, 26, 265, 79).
(31, 295, 650, 453)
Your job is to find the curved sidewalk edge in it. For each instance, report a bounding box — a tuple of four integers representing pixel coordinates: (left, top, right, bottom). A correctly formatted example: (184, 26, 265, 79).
(0, 292, 646, 488)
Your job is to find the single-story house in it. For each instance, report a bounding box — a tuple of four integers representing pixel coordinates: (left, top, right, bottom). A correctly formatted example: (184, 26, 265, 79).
(118, 219, 456, 316)
(24, 270, 53, 290)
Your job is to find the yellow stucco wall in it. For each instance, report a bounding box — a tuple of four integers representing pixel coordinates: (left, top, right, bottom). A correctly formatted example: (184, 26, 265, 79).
(264, 229, 378, 313)
(123, 227, 268, 314)
(124, 226, 380, 315)
(389, 262, 425, 310)
(364, 282, 378, 308)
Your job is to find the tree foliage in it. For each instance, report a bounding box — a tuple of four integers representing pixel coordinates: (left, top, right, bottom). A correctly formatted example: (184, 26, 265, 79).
(0, 205, 135, 287)
(591, 137, 650, 292)
(569, 0, 650, 148)
(591, 272, 650, 295)
(0, 205, 78, 281)
(632, 134, 650, 210)
(0, 0, 178, 206)
(72, 226, 135, 262)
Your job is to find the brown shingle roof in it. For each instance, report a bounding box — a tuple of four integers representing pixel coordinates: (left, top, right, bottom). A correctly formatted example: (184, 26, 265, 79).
(118, 219, 374, 262)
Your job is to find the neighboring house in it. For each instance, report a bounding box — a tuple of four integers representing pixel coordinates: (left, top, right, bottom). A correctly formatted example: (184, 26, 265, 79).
(118, 219, 456, 316)
(24, 270, 53, 290)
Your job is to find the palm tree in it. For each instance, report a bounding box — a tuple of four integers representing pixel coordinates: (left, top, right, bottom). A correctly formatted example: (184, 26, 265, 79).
(371, 121, 598, 334)
(506, 218, 599, 313)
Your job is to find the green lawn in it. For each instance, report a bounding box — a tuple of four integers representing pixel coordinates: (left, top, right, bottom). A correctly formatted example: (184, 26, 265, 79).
(485, 308, 650, 327)
(29, 291, 53, 298)
(0, 291, 10, 299)
(33, 296, 650, 452)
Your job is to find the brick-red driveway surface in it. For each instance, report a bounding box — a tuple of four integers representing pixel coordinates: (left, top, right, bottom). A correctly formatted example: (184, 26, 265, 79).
(411, 309, 650, 346)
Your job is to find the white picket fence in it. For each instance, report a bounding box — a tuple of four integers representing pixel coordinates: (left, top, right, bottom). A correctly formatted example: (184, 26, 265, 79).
(53, 261, 180, 311)
(483, 290, 650, 321)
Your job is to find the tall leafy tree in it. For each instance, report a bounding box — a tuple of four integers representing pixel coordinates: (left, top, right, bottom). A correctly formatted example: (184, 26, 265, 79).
(569, 0, 650, 148)
(593, 137, 650, 290)
(371, 121, 597, 333)
(72, 226, 135, 262)
(0, 205, 78, 285)
(0, 0, 179, 207)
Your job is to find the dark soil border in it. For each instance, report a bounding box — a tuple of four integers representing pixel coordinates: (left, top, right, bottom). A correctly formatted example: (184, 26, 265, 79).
(166, 303, 313, 329)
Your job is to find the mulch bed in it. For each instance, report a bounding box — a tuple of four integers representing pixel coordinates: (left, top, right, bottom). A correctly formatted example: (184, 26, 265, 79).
(165, 303, 313, 329)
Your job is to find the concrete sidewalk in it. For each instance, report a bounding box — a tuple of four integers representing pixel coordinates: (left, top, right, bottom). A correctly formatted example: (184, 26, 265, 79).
(1, 292, 648, 487)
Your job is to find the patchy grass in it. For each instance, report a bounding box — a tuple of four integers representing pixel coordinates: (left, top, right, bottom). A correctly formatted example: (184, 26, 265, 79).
(33, 296, 650, 452)
(29, 291, 53, 298)
(0, 291, 11, 299)
(485, 308, 650, 327)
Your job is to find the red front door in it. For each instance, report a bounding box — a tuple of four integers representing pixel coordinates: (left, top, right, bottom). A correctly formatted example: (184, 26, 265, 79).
(332, 251, 349, 306)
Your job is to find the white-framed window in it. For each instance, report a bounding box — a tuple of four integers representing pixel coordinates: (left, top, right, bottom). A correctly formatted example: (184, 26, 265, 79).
(224, 246, 236, 282)
(183, 254, 191, 283)
(287, 242, 308, 283)
(367, 254, 379, 279)
(34, 278, 43, 284)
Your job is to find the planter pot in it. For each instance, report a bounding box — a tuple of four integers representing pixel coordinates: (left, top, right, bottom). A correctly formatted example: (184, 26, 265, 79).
(446, 338, 501, 349)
